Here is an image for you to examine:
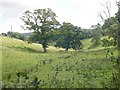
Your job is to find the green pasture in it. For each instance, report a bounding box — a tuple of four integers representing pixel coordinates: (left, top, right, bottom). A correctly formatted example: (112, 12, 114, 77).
(1, 36, 118, 88)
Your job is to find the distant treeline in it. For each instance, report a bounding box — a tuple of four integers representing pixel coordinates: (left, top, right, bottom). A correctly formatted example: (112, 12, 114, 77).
(0, 28, 93, 42)
(0, 31, 31, 41)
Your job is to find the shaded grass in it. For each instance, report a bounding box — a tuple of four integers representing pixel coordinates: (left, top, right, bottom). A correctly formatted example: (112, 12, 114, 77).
(12, 45, 42, 53)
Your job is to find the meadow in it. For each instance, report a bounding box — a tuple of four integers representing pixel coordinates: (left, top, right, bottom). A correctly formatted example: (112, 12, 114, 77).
(1, 36, 119, 88)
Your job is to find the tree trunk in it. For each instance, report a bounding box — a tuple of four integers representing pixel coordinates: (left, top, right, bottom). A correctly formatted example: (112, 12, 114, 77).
(65, 43, 70, 51)
(42, 40, 47, 53)
(43, 47, 47, 53)
(66, 47, 69, 51)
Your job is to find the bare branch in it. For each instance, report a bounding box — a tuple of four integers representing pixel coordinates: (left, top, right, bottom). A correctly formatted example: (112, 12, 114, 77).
(98, 1, 112, 23)
(106, 1, 111, 18)
(98, 12, 106, 23)
(103, 11, 109, 19)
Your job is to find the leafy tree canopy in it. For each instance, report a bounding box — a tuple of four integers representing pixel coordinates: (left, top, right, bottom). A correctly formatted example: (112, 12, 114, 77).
(55, 22, 83, 51)
(21, 8, 60, 52)
(91, 24, 102, 45)
(101, 17, 118, 47)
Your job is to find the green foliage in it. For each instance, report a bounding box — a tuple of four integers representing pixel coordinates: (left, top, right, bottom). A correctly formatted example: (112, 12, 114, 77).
(81, 29, 93, 39)
(7, 31, 25, 41)
(91, 24, 102, 45)
(102, 17, 117, 30)
(1, 33, 7, 36)
(116, 11, 120, 23)
(101, 38, 116, 47)
(21, 8, 60, 52)
(101, 17, 118, 47)
(31, 77, 40, 88)
(55, 22, 83, 51)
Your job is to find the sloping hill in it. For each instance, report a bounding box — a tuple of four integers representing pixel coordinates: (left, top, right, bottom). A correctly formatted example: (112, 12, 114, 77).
(1, 36, 65, 53)
(1, 36, 118, 88)
(81, 37, 114, 51)
(81, 38, 104, 50)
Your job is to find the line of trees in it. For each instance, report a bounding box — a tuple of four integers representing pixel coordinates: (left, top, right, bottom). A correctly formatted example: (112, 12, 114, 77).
(1, 31, 25, 40)
(1, 3, 119, 53)
(20, 2, 119, 52)
(21, 8, 86, 52)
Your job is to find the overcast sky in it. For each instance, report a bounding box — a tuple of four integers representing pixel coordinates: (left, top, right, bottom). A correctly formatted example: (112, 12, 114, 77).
(0, 0, 118, 33)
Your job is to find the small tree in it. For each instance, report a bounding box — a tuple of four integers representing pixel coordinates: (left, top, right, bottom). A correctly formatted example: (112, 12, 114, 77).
(91, 24, 102, 46)
(21, 8, 59, 52)
(55, 22, 83, 51)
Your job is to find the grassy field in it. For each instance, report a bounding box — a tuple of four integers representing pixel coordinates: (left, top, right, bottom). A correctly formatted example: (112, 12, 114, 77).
(1, 36, 119, 88)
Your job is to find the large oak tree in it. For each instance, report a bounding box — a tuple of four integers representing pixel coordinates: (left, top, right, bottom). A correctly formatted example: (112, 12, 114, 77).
(55, 22, 83, 51)
(21, 8, 59, 52)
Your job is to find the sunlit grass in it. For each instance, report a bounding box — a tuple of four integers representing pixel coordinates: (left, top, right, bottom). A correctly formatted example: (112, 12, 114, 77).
(1, 36, 118, 88)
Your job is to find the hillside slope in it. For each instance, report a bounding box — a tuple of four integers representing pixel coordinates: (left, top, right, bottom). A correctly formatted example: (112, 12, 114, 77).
(1, 36, 118, 88)
(81, 37, 114, 51)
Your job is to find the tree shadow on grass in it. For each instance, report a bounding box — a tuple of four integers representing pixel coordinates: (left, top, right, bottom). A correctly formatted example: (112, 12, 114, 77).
(14, 46, 43, 53)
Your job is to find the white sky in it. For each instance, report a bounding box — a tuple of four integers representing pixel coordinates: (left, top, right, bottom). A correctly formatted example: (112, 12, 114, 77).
(0, 0, 118, 33)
